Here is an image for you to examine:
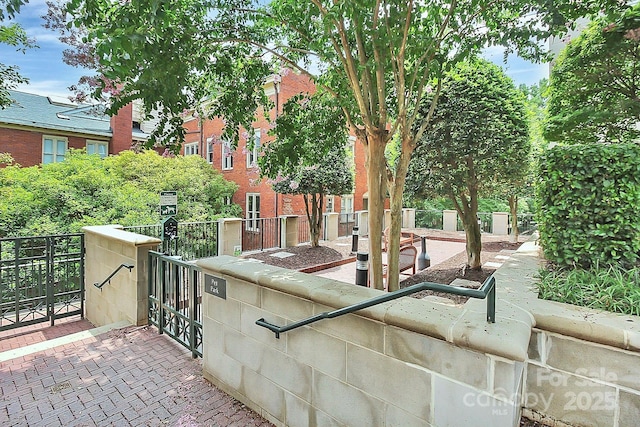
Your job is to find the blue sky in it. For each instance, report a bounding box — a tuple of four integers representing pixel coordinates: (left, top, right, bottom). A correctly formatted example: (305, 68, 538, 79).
(2, 0, 549, 99)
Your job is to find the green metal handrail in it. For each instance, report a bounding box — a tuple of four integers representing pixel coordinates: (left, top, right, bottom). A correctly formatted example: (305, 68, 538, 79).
(256, 275, 496, 339)
(94, 263, 134, 290)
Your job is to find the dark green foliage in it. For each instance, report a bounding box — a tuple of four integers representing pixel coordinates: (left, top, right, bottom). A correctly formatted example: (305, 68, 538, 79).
(0, 150, 239, 237)
(538, 265, 640, 316)
(536, 144, 640, 268)
(545, 5, 640, 144)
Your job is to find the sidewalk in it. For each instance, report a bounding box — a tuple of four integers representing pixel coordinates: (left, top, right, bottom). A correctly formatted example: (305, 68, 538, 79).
(0, 323, 273, 427)
(312, 238, 467, 284)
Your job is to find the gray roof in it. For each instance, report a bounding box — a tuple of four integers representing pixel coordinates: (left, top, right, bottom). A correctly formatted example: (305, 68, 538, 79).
(1, 90, 113, 138)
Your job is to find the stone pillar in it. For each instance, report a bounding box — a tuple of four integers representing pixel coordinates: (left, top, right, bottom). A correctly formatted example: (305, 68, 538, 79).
(83, 225, 161, 327)
(217, 218, 242, 256)
(356, 211, 368, 236)
(402, 208, 416, 229)
(443, 210, 458, 232)
(323, 212, 339, 241)
(492, 212, 509, 235)
(280, 215, 299, 248)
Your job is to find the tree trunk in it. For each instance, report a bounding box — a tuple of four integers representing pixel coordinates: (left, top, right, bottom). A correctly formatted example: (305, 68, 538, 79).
(461, 209, 482, 270)
(508, 194, 518, 244)
(304, 194, 321, 247)
(386, 135, 413, 292)
(365, 130, 388, 290)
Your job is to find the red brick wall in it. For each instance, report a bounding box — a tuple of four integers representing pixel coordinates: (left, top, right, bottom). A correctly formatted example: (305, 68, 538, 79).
(0, 127, 109, 167)
(185, 70, 388, 219)
(109, 103, 133, 154)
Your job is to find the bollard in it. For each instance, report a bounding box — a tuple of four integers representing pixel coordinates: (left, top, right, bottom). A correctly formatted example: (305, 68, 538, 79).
(351, 226, 359, 253)
(355, 252, 369, 286)
(417, 236, 431, 270)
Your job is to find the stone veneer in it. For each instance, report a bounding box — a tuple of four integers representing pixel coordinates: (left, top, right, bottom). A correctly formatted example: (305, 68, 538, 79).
(196, 255, 532, 427)
(196, 239, 640, 427)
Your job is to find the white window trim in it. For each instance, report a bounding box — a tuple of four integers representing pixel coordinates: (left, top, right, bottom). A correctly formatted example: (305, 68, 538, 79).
(341, 194, 355, 223)
(325, 195, 335, 213)
(86, 140, 108, 159)
(42, 135, 68, 164)
(222, 140, 233, 170)
(246, 129, 261, 168)
(184, 142, 199, 156)
(206, 137, 214, 164)
(246, 193, 260, 231)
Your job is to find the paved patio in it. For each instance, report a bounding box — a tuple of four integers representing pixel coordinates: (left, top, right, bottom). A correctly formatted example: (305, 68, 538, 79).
(0, 320, 274, 427)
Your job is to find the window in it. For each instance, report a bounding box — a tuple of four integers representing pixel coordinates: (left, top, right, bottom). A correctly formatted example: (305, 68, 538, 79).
(246, 129, 261, 167)
(42, 136, 68, 164)
(341, 194, 354, 222)
(206, 138, 214, 163)
(86, 140, 108, 159)
(222, 140, 233, 170)
(224, 196, 232, 206)
(246, 193, 260, 231)
(325, 195, 335, 213)
(184, 142, 199, 156)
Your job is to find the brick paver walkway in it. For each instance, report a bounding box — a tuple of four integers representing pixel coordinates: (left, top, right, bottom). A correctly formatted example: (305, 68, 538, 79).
(0, 316, 94, 352)
(0, 325, 274, 427)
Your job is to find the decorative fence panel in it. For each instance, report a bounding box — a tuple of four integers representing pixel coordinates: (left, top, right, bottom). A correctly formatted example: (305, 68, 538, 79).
(0, 234, 84, 331)
(337, 213, 357, 238)
(124, 221, 218, 260)
(148, 251, 202, 358)
(415, 210, 444, 230)
(241, 218, 280, 252)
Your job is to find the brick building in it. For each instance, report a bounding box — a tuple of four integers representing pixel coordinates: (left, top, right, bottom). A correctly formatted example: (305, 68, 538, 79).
(182, 71, 381, 222)
(0, 90, 147, 167)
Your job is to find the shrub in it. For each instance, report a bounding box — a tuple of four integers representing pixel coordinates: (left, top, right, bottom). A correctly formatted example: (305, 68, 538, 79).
(536, 144, 640, 268)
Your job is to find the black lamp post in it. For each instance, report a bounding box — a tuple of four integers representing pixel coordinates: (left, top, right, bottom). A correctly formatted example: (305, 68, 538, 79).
(417, 235, 431, 270)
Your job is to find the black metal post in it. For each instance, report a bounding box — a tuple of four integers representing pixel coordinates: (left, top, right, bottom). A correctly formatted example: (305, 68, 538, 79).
(351, 226, 359, 253)
(417, 236, 431, 270)
(355, 252, 369, 286)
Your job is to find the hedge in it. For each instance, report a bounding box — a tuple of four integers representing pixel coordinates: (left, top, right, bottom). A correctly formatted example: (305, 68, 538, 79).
(536, 144, 640, 268)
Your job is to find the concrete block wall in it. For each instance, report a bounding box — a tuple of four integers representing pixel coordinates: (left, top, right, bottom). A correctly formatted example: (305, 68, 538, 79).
(83, 225, 161, 327)
(196, 256, 531, 427)
(525, 330, 640, 427)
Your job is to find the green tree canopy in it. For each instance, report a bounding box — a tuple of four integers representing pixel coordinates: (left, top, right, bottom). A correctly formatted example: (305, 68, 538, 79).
(406, 59, 530, 269)
(545, 5, 640, 144)
(259, 92, 353, 246)
(0, 150, 239, 237)
(65, 0, 625, 290)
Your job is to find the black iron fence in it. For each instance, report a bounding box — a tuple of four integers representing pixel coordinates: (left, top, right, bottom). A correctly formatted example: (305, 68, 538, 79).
(0, 234, 84, 331)
(148, 251, 202, 358)
(124, 221, 218, 260)
(338, 213, 357, 237)
(515, 213, 537, 234)
(241, 217, 280, 252)
(298, 215, 312, 244)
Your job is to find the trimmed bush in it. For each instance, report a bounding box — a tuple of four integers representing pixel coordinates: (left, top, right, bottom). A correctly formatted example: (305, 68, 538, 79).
(536, 144, 640, 268)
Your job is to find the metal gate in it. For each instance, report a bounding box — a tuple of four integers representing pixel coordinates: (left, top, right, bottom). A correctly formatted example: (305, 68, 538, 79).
(148, 251, 202, 358)
(0, 234, 85, 331)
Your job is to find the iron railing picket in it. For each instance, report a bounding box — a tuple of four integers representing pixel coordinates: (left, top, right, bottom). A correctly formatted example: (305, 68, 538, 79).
(148, 251, 202, 358)
(0, 234, 84, 331)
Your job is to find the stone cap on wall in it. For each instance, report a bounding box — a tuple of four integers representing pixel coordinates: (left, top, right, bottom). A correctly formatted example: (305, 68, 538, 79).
(197, 255, 533, 361)
(82, 225, 161, 247)
(484, 239, 640, 352)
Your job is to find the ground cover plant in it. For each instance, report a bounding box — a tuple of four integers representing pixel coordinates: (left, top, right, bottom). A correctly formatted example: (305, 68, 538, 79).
(538, 264, 640, 316)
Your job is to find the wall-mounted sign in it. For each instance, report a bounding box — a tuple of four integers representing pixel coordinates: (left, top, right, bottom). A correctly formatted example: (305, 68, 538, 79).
(204, 274, 227, 300)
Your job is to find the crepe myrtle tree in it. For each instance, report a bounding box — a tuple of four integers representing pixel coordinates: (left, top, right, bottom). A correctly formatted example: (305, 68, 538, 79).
(269, 151, 353, 247)
(259, 92, 353, 247)
(406, 59, 530, 270)
(545, 5, 640, 144)
(65, 0, 627, 291)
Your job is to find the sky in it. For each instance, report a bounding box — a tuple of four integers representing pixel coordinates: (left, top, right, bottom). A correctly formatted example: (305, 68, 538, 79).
(1, 0, 549, 100)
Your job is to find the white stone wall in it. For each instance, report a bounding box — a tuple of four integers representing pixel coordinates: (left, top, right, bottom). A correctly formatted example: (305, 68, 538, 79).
(197, 256, 530, 427)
